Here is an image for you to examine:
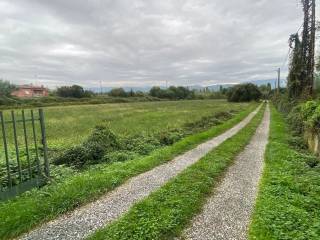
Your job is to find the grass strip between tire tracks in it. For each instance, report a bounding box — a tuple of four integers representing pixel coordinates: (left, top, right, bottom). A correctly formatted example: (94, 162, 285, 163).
(87, 104, 266, 240)
(0, 104, 258, 239)
(249, 106, 320, 240)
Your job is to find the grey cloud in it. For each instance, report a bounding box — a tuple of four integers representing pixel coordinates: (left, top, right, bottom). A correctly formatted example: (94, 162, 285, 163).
(0, 0, 304, 88)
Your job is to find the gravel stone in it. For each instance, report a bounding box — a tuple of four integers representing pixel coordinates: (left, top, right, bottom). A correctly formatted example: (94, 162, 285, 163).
(20, 107, 261, 240)
(180, 105, 270, 240)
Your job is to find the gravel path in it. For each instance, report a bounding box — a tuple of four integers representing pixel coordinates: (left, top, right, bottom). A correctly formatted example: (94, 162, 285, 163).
(180, 105, 270, 240)
(20, 107, 260, 240)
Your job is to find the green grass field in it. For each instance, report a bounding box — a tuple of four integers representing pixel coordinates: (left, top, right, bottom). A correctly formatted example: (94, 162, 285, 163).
(1, 100, 250, 150)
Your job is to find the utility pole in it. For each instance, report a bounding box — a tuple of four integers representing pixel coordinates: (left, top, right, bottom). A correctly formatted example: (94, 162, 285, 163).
(277, 68, 281, 93)
(99, 79, 102, 94)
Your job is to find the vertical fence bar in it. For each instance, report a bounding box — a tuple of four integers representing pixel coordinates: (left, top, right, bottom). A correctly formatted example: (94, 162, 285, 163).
(0, 112, 12, 188)
(39, 109, 50, 178)
(22, 110, 32, 178)
(11, 110, 22, 182)
(31, 110, 41, 176)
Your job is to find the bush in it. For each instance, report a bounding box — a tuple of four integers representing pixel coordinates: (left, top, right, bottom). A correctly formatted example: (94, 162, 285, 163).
(54, 126, 120, 167)
(227, 83, 261, 102)
(287, 105, 304, 135)
(120, 134, 161, 155)
(158, 129, 184, 145)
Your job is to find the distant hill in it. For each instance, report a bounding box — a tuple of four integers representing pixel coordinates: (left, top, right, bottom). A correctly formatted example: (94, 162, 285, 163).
(86, 79, 286, 93)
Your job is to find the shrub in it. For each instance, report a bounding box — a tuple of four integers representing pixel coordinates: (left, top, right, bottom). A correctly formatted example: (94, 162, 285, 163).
(120, 134, 161, 155)
(287, 105, 304, 135)
(158, 129, 184, 145)
(54, 126, 120, 167)
(227, 83, 261, 102)
(301, 100, 318, 120)
(300, 100, 320, 131)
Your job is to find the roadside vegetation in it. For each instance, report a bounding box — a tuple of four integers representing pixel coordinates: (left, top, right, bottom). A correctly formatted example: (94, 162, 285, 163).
(0, 102, 257, 239)
(249, 106, 320, 240)
(87, 104, 265, 240)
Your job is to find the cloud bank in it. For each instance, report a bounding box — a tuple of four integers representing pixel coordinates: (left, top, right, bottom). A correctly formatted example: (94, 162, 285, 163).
(0, 0, 303, 88)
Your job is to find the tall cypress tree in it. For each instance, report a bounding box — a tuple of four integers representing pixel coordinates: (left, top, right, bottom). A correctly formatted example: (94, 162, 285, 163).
(287, 34, 304, 98)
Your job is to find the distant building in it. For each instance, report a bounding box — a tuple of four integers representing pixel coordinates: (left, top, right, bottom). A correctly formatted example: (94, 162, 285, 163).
(11, 85, 49, 98)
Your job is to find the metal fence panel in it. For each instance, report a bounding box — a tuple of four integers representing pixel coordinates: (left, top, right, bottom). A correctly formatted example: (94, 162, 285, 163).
(0, 109, 49, 201)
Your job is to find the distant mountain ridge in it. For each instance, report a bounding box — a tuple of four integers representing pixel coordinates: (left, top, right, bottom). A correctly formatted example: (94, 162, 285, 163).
(86, 79, 286, 93)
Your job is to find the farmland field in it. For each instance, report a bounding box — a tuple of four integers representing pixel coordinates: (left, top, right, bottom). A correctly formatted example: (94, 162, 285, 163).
(1, 99, 251, 150)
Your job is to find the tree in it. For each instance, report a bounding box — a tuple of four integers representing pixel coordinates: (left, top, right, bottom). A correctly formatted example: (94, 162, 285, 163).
(149, 86, 194, 100)
(109, 88, 127, 97)
(227, 83, 262, 102)
(259, 84, 272, 100)
(315, 55, 320, 93)
(0, 80, 16, 97)
(149, 86, 162, 98)
(287, 33, 304, 98)
(56, 85, 91, 98)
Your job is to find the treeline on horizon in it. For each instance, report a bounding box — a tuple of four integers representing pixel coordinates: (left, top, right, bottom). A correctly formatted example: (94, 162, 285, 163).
(53, 83, 269, 101)
(0, 79, 271, 108)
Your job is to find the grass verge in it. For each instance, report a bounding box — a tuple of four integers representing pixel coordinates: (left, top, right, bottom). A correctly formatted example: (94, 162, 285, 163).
(0, 104, 258, 239)
(249, 106, 320, 240)
(87, 104, 266, 240)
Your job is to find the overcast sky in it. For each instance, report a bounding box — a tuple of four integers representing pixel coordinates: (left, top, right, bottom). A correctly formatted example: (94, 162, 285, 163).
(0, 0, 306, 88)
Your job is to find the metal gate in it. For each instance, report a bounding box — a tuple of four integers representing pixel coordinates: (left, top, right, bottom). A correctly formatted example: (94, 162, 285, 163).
(0, 109, 49, 201)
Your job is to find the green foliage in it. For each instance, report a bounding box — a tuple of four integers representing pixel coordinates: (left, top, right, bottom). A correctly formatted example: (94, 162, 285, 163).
(287, 105, 305, 135)
(149, 86, 194, 100)
(301, 100, 320, 130)
(249, 106, 320, 240)
(102, 151, 139, 163)
(272, 93, 296, 114)
(227, 83, 262, 102)
(259, 84, 272, 100)
(0, 79, 16, 97)
(56, 85, 93, 98)
(109, 88, 127, 97)
(53, 108, 239, 169)
(0, 100, 248, 152)
(87, 105, 265, 240)
(0, 104, 257, 239)
(157, 129, 184, 145)
(54, 126, 120, 167)
(287, 33, 304, 98)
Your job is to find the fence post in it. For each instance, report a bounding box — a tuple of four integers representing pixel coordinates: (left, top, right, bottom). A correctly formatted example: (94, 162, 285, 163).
(11, 111, 22, 182)
(0, 112, 12, 188)
(31, 110, 41, 176)
(22, 110, 32, 178)
(39, 109, 50, 178)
